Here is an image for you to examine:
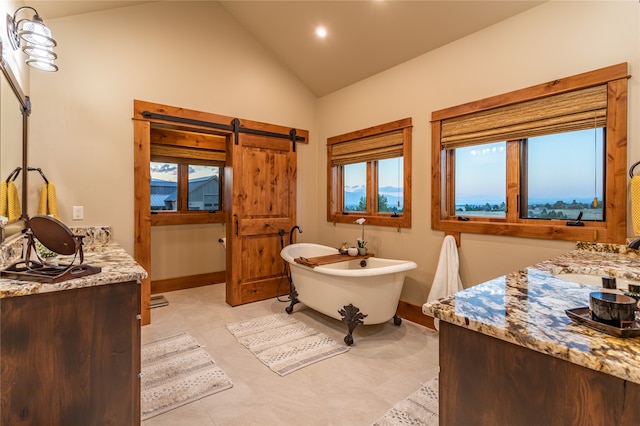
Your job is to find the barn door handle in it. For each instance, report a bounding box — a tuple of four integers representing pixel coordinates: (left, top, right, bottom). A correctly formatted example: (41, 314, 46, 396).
(235, 219, 239, 236)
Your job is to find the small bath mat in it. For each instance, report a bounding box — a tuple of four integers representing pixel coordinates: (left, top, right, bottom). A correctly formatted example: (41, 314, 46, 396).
(372, 376, 439, 426)
(226, 313, 349, 376)
(140, 332, 233, 420)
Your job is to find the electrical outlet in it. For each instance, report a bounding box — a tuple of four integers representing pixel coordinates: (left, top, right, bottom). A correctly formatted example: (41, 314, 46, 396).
(72, 206, 84, 220)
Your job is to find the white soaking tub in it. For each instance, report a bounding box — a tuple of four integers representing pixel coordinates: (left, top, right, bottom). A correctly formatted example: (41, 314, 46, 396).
(280, 243, 417, 345)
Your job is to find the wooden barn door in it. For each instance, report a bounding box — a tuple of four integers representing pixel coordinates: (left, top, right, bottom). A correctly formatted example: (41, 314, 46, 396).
(226, 124, 301, 306)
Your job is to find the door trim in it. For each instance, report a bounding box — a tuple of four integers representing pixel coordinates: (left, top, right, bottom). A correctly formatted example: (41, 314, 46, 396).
(133, 99, 308, 323)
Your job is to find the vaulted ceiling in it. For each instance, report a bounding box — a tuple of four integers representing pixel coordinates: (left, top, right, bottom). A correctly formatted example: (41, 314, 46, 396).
(31, 0, 544, 96)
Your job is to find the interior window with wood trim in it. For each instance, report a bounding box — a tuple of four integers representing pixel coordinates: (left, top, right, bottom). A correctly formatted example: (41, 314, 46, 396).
(327, 118, 412, 228)
(150, 127, 226, 226)
(431, 63, 629, 243)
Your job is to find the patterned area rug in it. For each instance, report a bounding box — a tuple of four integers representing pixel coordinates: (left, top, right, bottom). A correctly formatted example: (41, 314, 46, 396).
(140, 332, 233, 421)
(226, 313, 349, 376)
(372, 376, 439, 426)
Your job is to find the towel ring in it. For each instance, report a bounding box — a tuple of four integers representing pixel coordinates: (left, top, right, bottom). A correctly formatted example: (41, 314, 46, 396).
(630, 160, 640, 178)
(27, 167, 49, 184)
(5, 166, 21, 182)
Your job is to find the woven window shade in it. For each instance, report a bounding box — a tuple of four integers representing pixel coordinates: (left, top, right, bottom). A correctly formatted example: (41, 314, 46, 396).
(331, 130, 404, 166)
(441, 84, 607, 149)
(151, 144, 226, 162)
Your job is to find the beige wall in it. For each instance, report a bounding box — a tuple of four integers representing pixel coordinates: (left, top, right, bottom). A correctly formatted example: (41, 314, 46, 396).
(151, 224, 226, 278)
(7, 1, 640, 303)
(315, 1, 639, 304)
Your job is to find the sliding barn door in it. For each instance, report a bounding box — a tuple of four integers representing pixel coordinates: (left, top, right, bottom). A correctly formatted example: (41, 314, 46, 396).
(226, 130, 297, 306)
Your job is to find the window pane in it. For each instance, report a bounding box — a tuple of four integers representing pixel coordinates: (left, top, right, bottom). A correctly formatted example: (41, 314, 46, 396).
(378, 157, 403, 214)
(454, 142, 506, 217)
(150, 162, 177, 211)
(343, 163, 366, 212)
(523, 129, 604, 221)
(187, 165, 221, 211)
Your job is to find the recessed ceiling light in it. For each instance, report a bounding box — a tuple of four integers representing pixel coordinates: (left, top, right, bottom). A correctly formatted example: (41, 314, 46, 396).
(315, 26, 327, 38)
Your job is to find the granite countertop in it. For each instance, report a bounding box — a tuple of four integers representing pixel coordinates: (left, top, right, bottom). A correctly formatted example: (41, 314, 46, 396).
(0, 226, 147, 299)
(422, 242, 640, 385)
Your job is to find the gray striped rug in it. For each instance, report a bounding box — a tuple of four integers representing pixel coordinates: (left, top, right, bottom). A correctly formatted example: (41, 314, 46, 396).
(372, 376, 439, 426)
(226, 313, 349, 376)
(140, 332, 232, 420)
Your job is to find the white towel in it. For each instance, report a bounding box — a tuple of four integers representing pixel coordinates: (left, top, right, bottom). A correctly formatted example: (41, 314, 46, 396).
(427, 235, 463, 303)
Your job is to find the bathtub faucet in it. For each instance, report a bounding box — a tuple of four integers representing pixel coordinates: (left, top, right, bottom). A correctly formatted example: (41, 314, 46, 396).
(289, 226, 302, 245)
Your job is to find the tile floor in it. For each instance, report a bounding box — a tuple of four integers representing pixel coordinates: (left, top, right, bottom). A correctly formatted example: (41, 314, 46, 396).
(141, 284, 440, 425)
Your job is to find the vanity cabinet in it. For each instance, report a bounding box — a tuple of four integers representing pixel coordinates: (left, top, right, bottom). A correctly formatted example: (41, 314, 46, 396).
(424, 247, 640, 426)
(440, 322, 640, 425)
(0, 280, 141, 425)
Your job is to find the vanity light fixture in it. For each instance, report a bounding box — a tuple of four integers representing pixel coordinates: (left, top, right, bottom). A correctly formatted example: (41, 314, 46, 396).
(6, 6, 58, 72)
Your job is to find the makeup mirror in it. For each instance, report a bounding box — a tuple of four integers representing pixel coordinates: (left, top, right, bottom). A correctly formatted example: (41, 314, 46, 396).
(1, 215, 101, 283)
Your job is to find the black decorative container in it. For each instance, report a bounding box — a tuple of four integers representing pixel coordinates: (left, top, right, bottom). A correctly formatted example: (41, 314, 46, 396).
(589, 292, 636, 327)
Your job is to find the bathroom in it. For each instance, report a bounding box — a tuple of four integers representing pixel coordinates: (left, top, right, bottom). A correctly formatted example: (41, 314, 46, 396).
(0, 0, 638, 424)
(9, 0, 635, 321)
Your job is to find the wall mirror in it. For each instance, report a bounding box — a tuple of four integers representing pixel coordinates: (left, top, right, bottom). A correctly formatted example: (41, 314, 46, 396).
(0, 38, 28, 239)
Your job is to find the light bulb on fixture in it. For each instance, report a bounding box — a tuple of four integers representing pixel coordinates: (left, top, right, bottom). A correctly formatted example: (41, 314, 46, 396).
(26, 57, 58, 72)
(19, 16, 56, 48)
(22, 45, 57, 60)
(6, 6, 58, 72)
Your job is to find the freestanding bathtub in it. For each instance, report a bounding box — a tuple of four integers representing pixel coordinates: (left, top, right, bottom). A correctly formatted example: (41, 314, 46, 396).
(280, 243, 417, 345)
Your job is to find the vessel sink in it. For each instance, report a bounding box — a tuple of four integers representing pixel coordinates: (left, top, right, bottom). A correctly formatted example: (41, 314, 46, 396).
(553, 273, 637, 290)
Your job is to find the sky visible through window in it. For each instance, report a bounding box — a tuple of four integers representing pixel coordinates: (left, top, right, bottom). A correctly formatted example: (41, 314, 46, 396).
(455, 129, 603, 208)
(344, 160, 404, 189)
(527, 130, 603, 204)
(455, 142, 506, 206)
(343, 158, 404, 210)
(150, 163, 219, 181)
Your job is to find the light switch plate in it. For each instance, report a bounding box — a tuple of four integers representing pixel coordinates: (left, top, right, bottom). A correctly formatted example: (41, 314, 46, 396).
(72, 206, 84, 220)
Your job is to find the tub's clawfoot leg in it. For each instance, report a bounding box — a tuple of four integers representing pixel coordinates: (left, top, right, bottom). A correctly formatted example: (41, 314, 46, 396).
(393, 315, 402, 326)
(338, 304, 368, 346)
(285, 281, 299, 314)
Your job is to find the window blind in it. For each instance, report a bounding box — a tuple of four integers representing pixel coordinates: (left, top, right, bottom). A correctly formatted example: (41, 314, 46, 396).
(330, 130, 404, 166)
(150, 144, 226, 163)
(441, 84, 607, 149)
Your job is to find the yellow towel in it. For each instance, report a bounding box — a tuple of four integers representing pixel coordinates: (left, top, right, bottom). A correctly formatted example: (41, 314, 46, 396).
(37, 182, 60, 220)
(6, 181, 21, 222)
(633, 176, 640, 236)
(47, 183, 60, 220)
(0, 181, 7, 218)
(37, 183, 48, 216)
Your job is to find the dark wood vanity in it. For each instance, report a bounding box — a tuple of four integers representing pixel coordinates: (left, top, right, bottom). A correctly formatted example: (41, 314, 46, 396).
(440, 321, 640, 425)
(424, 245, 640, 425)
(0, 237, 146, 425)
(1, 281, 140, 425)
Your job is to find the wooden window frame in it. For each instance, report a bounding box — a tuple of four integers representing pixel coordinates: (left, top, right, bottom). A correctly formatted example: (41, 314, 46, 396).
(431, 63, 629, 243)
(149, 127, 226, 226)
(327, 118, 412, 228)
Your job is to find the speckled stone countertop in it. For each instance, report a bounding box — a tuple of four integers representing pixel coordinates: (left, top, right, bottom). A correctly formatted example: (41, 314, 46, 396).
(422, 242, 640, 385)
(0, 226, 147, 299)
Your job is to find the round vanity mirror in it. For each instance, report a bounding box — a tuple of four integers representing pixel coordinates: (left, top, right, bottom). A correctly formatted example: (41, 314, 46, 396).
(0, 215, 101, 283)
(29, 215, 78, 256)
